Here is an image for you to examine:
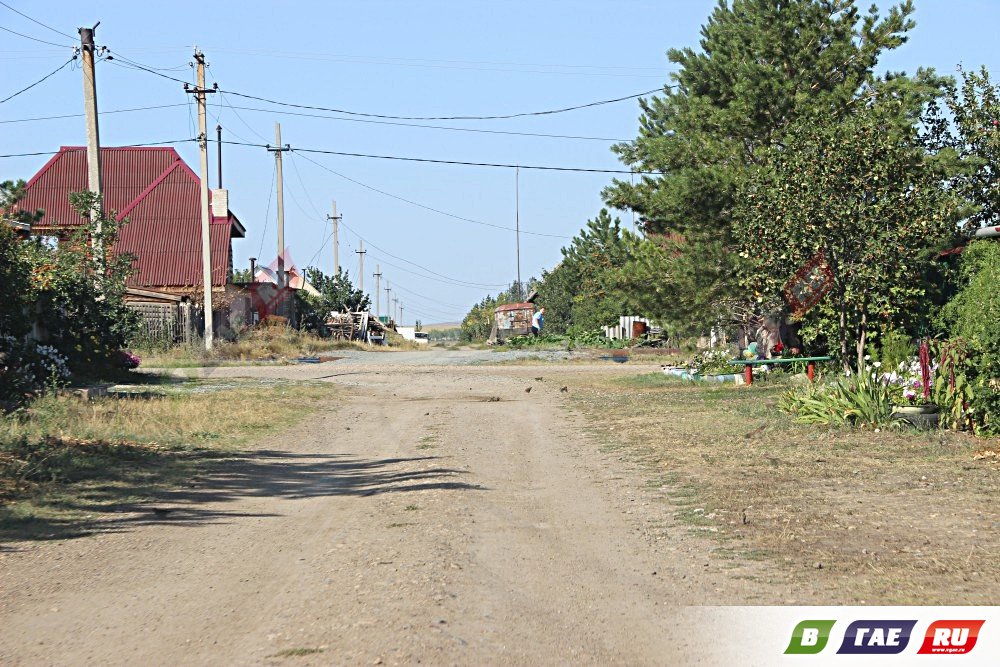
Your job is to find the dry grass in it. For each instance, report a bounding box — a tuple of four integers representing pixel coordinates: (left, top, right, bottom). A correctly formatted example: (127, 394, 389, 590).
(569, 372, 1000, 605)
(0, 378, 333, 536)
(138, 326, 424, 368)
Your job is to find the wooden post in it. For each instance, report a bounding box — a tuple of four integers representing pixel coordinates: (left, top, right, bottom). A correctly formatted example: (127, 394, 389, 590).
(744, 364, 753, 386)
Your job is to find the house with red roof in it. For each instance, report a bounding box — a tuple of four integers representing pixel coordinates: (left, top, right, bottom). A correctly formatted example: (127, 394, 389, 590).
(17, 145, 244, 294)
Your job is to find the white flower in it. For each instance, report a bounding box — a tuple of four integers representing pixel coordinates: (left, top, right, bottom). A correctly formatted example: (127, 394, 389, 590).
(872, 361, 882, 368)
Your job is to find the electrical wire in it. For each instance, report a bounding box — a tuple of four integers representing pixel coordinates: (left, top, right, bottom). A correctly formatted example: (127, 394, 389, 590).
(0, 24, 70, 48)
(257, 160, 277, 259)
(388, 281, 467, 311)
(294, 151, 570, 239)
(220, 102, 627, 142)
(0, 54, 76, 103)
(339, 219, 507, 289)
(0, 138, 196, 159)
(219, 87, 661, 121)
(0, 98, 629, 142)
(98, 54, 659, 121)
(217, 138, 661, 176)
(0, 103, 189, 124)
(0, 2, 75, 40)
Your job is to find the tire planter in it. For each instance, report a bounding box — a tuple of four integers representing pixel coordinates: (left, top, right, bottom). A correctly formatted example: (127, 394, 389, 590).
(891, 404, 940, 428)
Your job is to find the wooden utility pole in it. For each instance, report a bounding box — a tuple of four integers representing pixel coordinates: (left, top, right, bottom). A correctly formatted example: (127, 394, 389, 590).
(78, 24, 102, 244)
(356, 240, 366, 294)
(393, 297, 399, 324)
(327, 200, 341, 276)
(400, 303, 404, 326)
(186, 49, 217, 350)
(373, 264, 382, 321)
(385, 282, 391, 322)
(267, 124, 290, 287)
(515, 165, 522, 300)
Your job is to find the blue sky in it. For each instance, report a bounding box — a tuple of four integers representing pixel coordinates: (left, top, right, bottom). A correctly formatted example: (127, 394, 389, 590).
(3, 1, 1000, 324)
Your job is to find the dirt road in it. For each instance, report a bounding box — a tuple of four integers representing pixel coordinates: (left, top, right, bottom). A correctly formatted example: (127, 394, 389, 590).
(0, 353, 768, 665)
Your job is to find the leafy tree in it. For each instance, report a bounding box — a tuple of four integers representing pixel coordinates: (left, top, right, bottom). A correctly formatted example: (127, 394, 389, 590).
(603, 0, 941, 332)
(296, 266, 370, 334)
(737, 101, 959, 370)
(29, 190, 140, 373)
(1, 180, 41, 338)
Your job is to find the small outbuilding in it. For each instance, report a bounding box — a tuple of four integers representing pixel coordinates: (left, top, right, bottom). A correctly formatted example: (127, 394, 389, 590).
(488, 302, 535, 344)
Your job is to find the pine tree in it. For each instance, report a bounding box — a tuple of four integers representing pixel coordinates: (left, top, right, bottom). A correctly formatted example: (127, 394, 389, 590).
(604, 0, 942, 331)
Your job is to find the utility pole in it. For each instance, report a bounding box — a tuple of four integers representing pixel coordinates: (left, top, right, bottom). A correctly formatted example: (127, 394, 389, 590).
(185, 49, 217, 350)
(79, 23, 102, 248)
(385, 282, 392, 322)
(267, 123, 290, 287)
(327, 200, 341, 277)
(216, 124, 223, 188)
(515, 165, 522, 300)
(400, 303, 404, 326)
(393, 297, 399, 324)
(356, 240, 366, 294)
(373, 264, 382, 321)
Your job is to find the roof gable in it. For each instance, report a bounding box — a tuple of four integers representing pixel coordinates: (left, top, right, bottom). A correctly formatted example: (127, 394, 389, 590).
(21, 146, 183, 227)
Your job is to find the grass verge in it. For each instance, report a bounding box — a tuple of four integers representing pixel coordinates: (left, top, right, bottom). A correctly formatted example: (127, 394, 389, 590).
(569, 371, 1000, 605)
(136, 326, 424, 368)
(1, 376, 332, 540)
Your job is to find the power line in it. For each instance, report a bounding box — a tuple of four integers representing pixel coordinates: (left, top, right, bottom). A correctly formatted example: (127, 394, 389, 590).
(339, 219, 507, 289)
(0, 24, 71, 48)
(0, 138, 196, 159)
(98, 53, 658, 121)
(0, 98, 629, 142)
(388, 281, 467, 311)
(0, 2, 75, 40)
(220, 87, 661, 121)
(294, 152, 570, 240)
(0, 102, 188, 124)
(104, 52, 190, 84)
(0, 54, 76, 103)
(222, 103, 628, 142)
(183, 46, 666, 78)
(219, 138, 662, 175)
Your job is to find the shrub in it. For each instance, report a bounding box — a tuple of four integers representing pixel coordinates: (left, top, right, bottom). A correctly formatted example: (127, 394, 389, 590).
(780, 365, 895, 427)
(938, 241, 1000, 435)
(0, 336, 70, 405)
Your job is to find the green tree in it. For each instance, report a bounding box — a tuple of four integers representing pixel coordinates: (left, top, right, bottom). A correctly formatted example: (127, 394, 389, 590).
(1, 179, 42, 338)
(937, 240, 1000, 435)
(603, 0, 940, 332)
(29, 190, 140, 372)
(737, 102, 959, 370)
(923, 67, 1000, 230)
(534, 209, 638, 334)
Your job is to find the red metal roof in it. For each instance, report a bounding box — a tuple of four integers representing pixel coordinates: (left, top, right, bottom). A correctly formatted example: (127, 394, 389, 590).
(495, 302, 534, 312)
(18, 146, 238, 288)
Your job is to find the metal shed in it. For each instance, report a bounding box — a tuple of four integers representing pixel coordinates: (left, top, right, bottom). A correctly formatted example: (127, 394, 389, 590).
(488, 302, 535, 344)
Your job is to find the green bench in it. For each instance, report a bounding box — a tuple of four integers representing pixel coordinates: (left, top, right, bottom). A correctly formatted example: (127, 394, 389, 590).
(729, 356, 832, 386)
